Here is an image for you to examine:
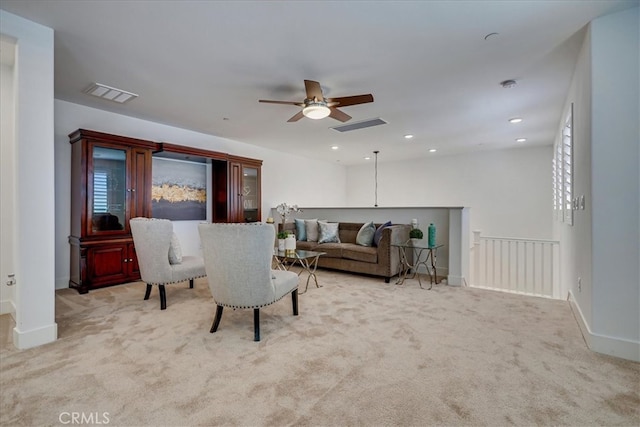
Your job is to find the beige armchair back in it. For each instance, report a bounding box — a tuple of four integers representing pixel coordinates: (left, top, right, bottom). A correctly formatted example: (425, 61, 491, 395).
(130, 217, 206, 310)
(198, 223, 299, 341)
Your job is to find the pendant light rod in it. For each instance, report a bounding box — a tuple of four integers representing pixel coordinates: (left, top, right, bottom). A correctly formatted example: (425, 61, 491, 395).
(373, 150, 379, 207)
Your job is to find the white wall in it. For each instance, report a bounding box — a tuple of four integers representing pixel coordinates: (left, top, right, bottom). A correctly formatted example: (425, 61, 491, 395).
(562, 7, 639, 362)
(556, 27, 593, 327)
(1, 52, 16, 316)
(346, 146, 553, 240)
(54, 100, 348, 288)
(0, 10, 57, 349)
(590, 7, 639, 356)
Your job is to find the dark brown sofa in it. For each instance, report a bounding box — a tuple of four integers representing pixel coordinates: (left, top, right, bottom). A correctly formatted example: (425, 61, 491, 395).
(284, 221, 410, 283)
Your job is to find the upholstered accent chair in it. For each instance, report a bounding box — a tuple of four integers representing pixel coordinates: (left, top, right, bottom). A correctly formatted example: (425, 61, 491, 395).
(198, 223, 299, 341)
(130, 217, 206, 310)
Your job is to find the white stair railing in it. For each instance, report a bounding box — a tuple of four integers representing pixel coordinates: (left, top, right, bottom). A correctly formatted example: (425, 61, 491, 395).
(471, 231, 561, 299)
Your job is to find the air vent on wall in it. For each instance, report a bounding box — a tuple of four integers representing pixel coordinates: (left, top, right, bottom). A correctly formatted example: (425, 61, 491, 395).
(330, 118, 387, 133)
(84, 83, 138, 104)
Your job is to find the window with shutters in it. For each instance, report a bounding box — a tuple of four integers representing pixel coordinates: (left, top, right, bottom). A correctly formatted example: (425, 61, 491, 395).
(93, 170, 109, 213)
(553, 103, 573, 225)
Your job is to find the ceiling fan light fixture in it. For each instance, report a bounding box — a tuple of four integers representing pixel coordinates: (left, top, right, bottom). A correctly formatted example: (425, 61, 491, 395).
(302, 103, 330, 120)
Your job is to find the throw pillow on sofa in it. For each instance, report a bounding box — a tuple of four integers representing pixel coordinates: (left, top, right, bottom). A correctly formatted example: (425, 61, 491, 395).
(356, 221, 376, 246)
(295, 218, 307, 241)
(318, 221, 341, 244)
(373, 221, 392, 246)
(305, 219, 319, 242)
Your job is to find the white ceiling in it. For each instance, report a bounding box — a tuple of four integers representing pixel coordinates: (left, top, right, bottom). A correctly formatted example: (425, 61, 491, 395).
(1, 0, 637, 165)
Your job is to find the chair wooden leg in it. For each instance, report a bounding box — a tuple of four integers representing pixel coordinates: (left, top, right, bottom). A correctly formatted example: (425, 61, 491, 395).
(210, 305, 223, 333)
(189, 278, 194, 289)
(144, 284, 152, 300)
(254, 308, 260, 342)
(159, 285, 167, 310)
(292, 289, 299, 316)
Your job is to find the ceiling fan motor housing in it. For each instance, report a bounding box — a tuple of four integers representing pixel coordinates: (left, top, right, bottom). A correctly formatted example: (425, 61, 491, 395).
(258, 79, 373, 122)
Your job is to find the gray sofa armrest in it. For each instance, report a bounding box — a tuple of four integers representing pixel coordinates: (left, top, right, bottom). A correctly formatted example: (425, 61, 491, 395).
(377, 224, 410, 279)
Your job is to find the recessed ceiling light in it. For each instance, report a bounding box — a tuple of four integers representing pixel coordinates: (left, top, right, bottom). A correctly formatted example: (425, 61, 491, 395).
(364, 156, 371, 160)
(331, 145, 339, 150)
(516, 138, 527, 142)
(500, 79, 517, 88)
(404, 134, 414, 139)
(429, 149, 437, 153)
(509, 117, 523, 123)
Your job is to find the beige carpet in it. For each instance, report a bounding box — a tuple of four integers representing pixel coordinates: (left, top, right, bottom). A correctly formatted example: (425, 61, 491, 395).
(0, 270, 638, 427)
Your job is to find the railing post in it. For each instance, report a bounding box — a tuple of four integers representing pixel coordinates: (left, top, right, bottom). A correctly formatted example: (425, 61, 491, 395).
(472, 230, 481, 287)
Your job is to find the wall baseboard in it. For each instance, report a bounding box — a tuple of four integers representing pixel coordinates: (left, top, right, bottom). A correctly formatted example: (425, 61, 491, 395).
(0, 299, 16, 317)
(447, 274, 465, 287)
(56, 276, 70, 290)
(568, 291, 640, 362)
(13, 322, 57, 350)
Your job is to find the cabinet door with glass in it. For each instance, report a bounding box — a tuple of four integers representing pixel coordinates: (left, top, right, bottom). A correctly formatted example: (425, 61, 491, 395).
(86, 143, 152, 236)
(88, 144, 129, 235)
(228, 156, 262, 223)
(241, 165, 260, 222)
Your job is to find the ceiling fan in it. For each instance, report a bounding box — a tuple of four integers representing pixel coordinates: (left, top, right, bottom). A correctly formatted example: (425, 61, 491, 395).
(259, 80, 374, 123)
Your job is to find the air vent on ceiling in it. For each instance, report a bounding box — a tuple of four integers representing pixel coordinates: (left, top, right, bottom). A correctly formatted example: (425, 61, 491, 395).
(330, 118, 387, 133)
(84, 83, 138, 104)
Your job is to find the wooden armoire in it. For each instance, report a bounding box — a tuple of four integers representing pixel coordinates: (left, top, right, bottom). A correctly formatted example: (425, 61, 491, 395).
(68, 129, 262, 293)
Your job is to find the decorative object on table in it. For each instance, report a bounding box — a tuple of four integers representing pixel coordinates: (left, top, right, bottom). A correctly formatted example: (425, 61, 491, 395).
(428, 223, 436, 247)
(409, 227, 423, 242)
(266, 217, 274, 224)
(276, 202, 303, 232)
(277, 231, 288, 251)
(411, 218, 418, 229)
(285, 233, 297, 256)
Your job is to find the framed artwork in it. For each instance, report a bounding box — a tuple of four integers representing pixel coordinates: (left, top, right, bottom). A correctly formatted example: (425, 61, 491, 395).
(152, 158, 207, 221)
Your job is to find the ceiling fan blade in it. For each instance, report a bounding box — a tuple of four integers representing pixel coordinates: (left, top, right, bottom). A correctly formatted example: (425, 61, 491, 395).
(329, 107, 351, 122)
(259, 100, 302, 106)
(326, 94, 374, 107)
(304, 80, 324, 101)
(287, 111, 305, 122)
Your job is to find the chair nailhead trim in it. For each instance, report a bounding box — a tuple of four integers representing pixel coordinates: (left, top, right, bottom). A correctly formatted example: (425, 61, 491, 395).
(147, 274, 206, 286)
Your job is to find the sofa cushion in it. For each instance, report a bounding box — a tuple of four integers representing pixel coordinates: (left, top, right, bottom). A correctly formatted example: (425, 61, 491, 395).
(337, 222, 361, 244)
(305, 219, 319, 242)
(373, 221, 392, 246)
(296, 240, 317, 251)
(295, 218, 307, 241)
(342, 243, 378, 263)
(356, 221, 376, 246)
(318, 221, 341, 244)
(314, 242, 343, 258)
